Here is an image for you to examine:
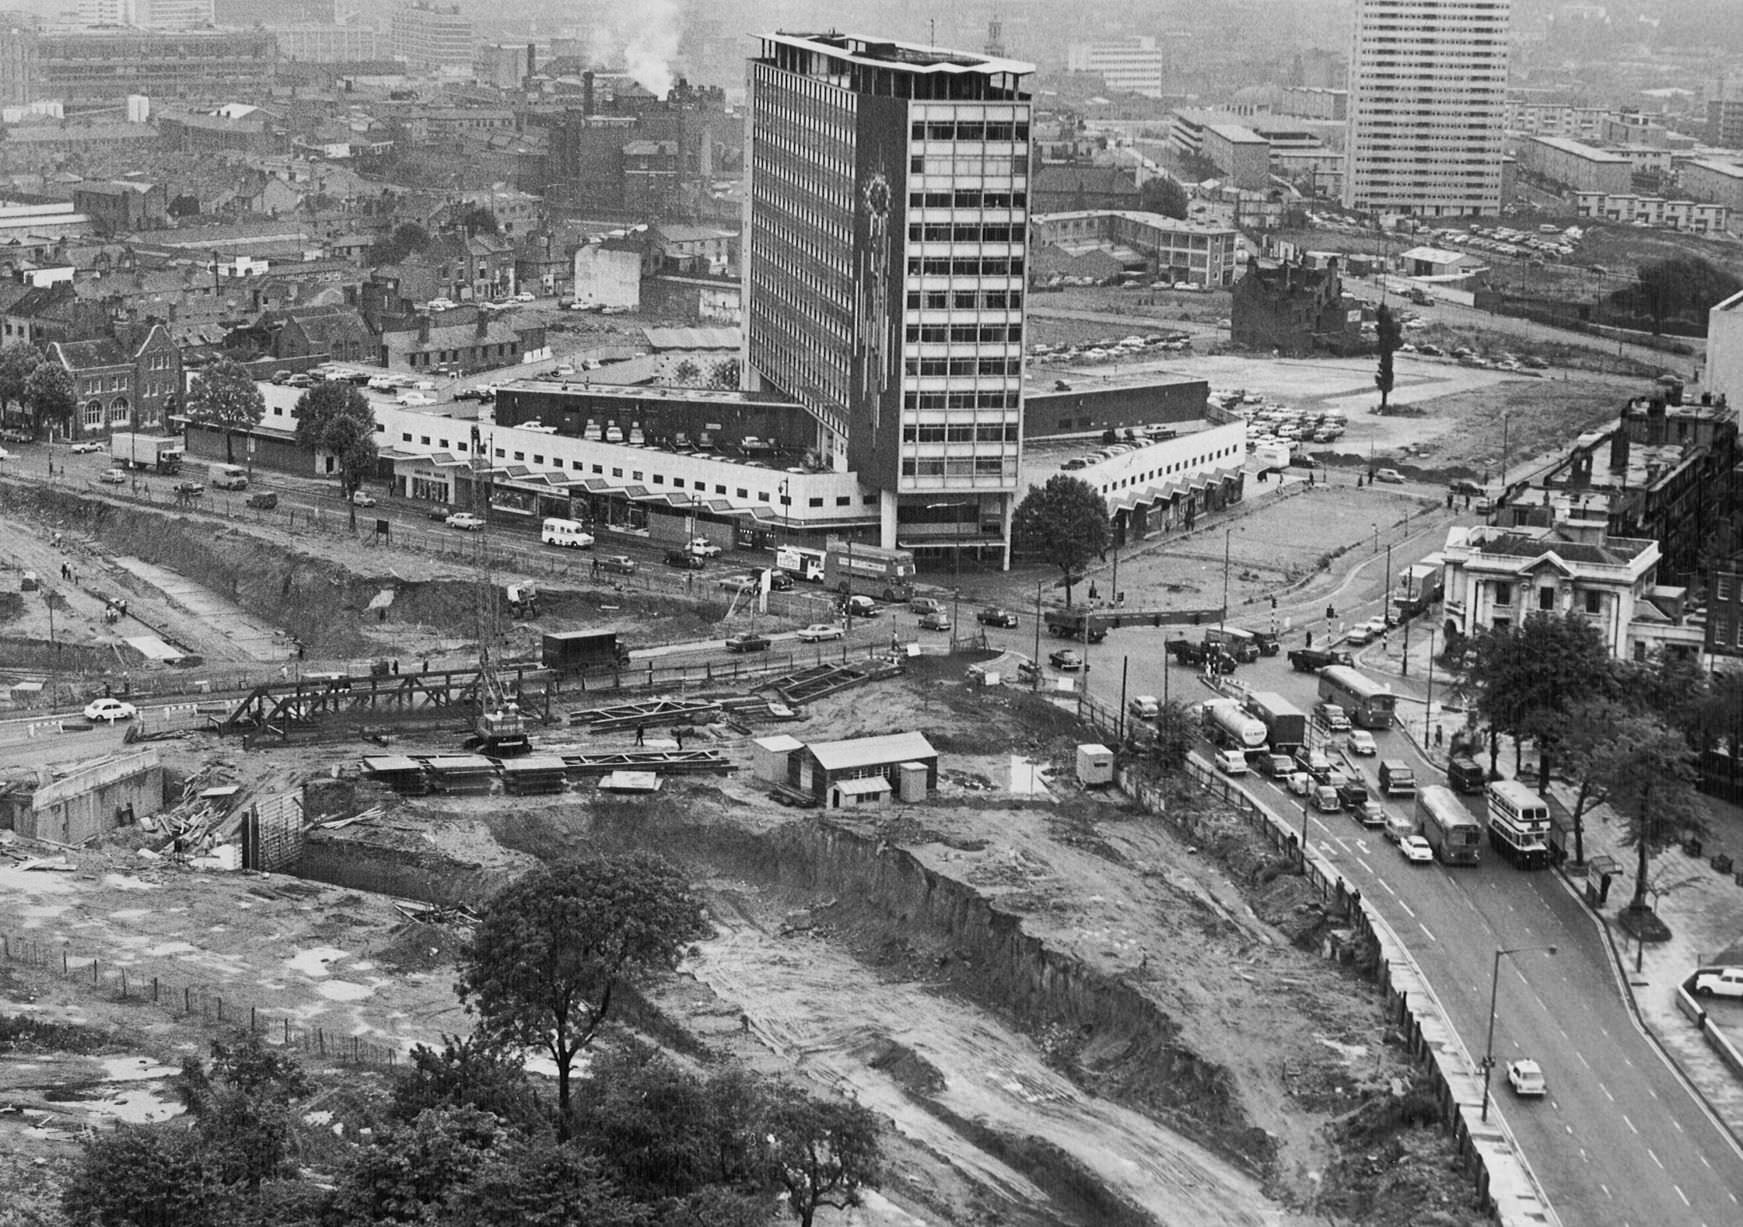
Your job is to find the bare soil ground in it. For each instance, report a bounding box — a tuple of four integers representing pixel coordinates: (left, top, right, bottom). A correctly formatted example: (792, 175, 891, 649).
(1, 657, 1488, 1227)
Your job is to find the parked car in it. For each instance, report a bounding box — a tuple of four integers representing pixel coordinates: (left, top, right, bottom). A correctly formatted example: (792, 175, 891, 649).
(796, 622, 844, 643)
(99, 467, 127, 484)
(718, 573, 758, 593)
(1506, 1059, 1547, 1097)
(83, 698, 138, 722)
(1691, 967, 1743, 999)
(1048, 648, 1083, 671)
(977, 607, 1019, 628)
(909, 597, 946, 616)
(69, 440, 105, 454)
(1449, 478, 1485, 497)
(1398, 835, 1435, 864)
(687, 537, 723, 558)
(1348, 729, 1377, 756)
(663, 548, 706, 570)
(725, 632, 771, 653)
(597, 554, 638, 575)
(245, 491, 278, 510)
(764, 569, 794, 592)
(173, 481, 204, 498)
(1127, 695, 1160, 722)
(1374, 468, 1405, 484)
(445, 512, 485, 530)
(351, 490, 377, 507)
(917, 611, 951, 631)
(1214, 748, 1248, 775)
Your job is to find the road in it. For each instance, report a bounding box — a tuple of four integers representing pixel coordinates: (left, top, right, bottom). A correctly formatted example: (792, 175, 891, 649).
(967, 575, 1743, 1224)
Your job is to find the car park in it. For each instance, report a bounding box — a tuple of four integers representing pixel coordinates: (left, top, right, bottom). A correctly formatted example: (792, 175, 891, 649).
(1214, 748, 1248, 775)
(445, 512, 485, 530)
(1398, 835, 1434, 864)
(1048, 648, 1083, 671)
(725, 632, 771, 653)
(1348, 729, 1377, 755)
(917, 611, 951, 631)
(1691, 967, 1743, 998)
(99, 467, 127, 484)
(83, 698, 138, 722)
(796, 623, 844, 643)
(1506, 1059, 1546, 1097)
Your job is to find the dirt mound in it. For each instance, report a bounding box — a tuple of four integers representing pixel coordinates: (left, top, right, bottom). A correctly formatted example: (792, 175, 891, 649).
(373, 921, 465, 974)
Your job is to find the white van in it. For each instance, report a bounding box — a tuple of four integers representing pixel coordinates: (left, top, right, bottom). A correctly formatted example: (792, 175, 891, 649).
(541, 517, 594, 549)
(211, 465, 249, 490)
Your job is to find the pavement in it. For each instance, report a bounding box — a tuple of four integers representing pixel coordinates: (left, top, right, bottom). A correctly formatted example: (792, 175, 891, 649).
(1356, 620, 1743, 1146)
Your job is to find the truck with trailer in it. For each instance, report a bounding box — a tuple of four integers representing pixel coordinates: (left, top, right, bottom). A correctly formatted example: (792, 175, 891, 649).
(1287, 646, 1354, 673)
(1046, 608, 1110, 643)
(1243, 691, 1308, 753)
(109, 432, 184, 474)
(541, 630, 630, 674)
(1166, 637, 1236, 672)
(1201, 698, 1267, 753)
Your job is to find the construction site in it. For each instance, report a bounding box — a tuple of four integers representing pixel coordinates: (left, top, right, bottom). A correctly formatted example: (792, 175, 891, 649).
(0, 474, 1497, 1227)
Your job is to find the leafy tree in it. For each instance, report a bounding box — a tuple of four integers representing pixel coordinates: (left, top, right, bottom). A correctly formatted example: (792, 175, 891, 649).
(185, 358, 264, 463)
(1615, 256, 1742, 334)
(444, 1135, 646, 1227)
(1587, 711, 1707, 912)
(62, 1126, 232, 1227)
(367, 222, 432, 266)
(1374, 303, 1402, 411)
(295, 381, 378, 527)
(1151, 699, 1196, 772)
(711, 357, 742, 390)
(456, 205, 500, 237)
(1013, 474, 1109, 606)
(458, 854, 709, 1137)
(24, 361, 75, 436)
(0, 341, 42, 415)
(1465, 612, 1617, 788)
(759, 1094, 882, 1227)
(1138, 175, 1189, 220)
(174, 1030, 313, 1193)
(390, 1033, 542, 1133)
(672, 359, 702, 386)
(332, 1105, 501, 1225)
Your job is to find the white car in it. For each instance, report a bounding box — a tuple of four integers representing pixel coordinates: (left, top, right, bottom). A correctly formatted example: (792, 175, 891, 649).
(83, 698, 138, 722)
(427, 298, 456, 311)
(1691, 967, 1743, 999)
(514, 290, 535, 302)
(1284, 770, 1313, 796)
(445, 512, 485, 531)
(1214, 748, 1248, 775)
(351, 490, 377, 507)
(687, 537, 723, 558)
(796, 623, 845, 643)
(1398, 835, 1434, 864)
(1506, 1059, 1546, 1097)
(1348, 729, 1377, 756)
(69, 440, 106, 454)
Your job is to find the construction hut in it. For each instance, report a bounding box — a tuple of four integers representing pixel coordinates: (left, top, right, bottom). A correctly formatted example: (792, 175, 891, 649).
(0, 751, 164, 844)
(751, 734, 804, 786)
(798, 731, 938, 810)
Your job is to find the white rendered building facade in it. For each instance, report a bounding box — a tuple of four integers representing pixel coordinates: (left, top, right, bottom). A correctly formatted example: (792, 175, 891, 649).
(743, 32, 1033, 563)
(1343, 0, 1512, 217)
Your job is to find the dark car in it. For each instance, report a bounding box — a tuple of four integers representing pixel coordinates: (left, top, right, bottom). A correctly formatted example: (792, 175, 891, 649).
(245, 491, 278, 510)
(764, 569, 795, 592)
(977, 607, 1019, 628)
(663, 548, 706, 570)
(1449, 478, 1485, 497)
(173, 481, 204, 498)
(725, 632, 771, 653)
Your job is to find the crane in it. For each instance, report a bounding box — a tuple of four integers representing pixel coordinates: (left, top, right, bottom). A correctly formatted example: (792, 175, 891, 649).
(465, 424, 530, 755)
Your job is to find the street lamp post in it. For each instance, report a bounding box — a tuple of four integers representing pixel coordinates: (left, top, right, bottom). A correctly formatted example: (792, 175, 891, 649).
(1220, 527, 1232, 632)
(1425, 624, 1437, 745)
(1481, 944, 1557, 1123)
(1031, 577, 1043, 692)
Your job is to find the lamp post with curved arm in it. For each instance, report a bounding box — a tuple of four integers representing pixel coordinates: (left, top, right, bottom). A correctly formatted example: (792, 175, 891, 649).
(1481, 943, 1557, 1122)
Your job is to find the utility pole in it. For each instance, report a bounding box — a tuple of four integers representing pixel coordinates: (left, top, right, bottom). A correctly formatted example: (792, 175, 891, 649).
(1220, 527, 1232, 632)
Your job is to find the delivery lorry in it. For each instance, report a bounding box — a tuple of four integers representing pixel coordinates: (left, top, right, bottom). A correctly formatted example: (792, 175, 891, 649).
(109, 432, 184, 474)
(1201, 698, 1267, 752)
(1243, 691, 1308, 753)
(541, 630, 630, 674)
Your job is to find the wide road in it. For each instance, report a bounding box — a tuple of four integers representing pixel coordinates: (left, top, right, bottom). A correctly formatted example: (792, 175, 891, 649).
(972, 613, 1743, 1225)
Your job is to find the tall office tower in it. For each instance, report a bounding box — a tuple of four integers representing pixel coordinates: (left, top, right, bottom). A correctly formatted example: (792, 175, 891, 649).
(1343, 0, 1512, 217)
(79, 0, 215, 28)
(390, 2, 474, 72)
(743, 32, 1032, 561)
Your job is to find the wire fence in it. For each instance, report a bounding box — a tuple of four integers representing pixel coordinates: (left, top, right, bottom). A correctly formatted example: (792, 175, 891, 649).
(1, 931, 404, 1069)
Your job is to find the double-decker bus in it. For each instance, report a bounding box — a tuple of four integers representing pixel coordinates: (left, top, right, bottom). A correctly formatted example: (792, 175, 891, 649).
(1316, 665, 1397, 730)
(774, 544, 827, 583)
(823, 542, 915, 603)
(1418, 785, 1482, 866)
(1485, 779, 1553, 869)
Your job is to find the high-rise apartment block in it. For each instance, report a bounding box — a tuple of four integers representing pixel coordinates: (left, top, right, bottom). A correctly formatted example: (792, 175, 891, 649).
(79, 0, 214, 28)
(743, 32, 1032, 559)
(1343, 0, 1512, 217)
(390, 2, 473, 72)
(1066, 37, 1165, 99)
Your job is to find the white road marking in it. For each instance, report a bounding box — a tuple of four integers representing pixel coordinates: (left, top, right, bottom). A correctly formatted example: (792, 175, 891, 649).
(1375, 877, 1397, 896)
(1674, 1185, 1689, 1206)
(1648, 1147, 1663, 1169)
(1578, 1051, 1592, 1068)
(1418, 921, 1437, 942)
(1623, 1113, 1639, 1135)
(1600, 1183, 1611, 1199)
(1397, 899, 1416, 918)
(1601, 1083, 1614, 1101)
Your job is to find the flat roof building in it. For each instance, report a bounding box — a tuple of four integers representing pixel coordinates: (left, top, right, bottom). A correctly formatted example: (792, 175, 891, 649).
(1343, 0, 1512, 217)
(1065, 37, 1165, 99)
(1517, 135, 1632, 195)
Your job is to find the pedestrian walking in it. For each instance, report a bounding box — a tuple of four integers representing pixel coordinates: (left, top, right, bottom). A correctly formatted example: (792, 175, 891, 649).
(1435, 725, 1444, 747)
(1305, 629, 1314, 648)
(391, 659, 400, 675)
(278, 665, 288, 681)
(675, 727, 685, 751)
(421, 657, 429, 673)
(634, 723, 645, 746)
(591, 557, 600, 577)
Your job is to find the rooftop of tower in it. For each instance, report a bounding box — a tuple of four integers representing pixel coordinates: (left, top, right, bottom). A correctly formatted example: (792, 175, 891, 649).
(761, 30, 1034, 81)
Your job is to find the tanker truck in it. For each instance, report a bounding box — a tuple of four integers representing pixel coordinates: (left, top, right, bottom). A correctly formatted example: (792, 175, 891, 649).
(1201, 697, 1268, 753)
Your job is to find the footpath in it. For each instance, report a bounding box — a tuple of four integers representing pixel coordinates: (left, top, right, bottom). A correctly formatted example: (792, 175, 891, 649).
(1357, 625, 1743, 1146)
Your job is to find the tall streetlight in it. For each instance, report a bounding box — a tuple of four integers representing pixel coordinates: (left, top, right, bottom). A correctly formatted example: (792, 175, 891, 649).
(1481, 944, 1557, 1122)
(1220, 527, 1233, 633)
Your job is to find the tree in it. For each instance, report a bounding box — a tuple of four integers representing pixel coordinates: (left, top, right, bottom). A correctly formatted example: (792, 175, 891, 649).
(458, 854, 709, 1137)
(367, 222, 431, 266)
(390, 1033, 542, 1133)
(1013, 474, 1109, 606)
(672, 359, 702, 386)
(295, 381, 378, 527)
(759, 1094, 882, 1227)
(1374, 303, 1402, 411)
(24, 361, 75, 436)
(62, 1126, 232, 1227)
(0, 342, 42, 416)
(456, 205, 500, 237)
(1150, 699, 1196, 772)
(710, 357, 741, 390)
(444, 1135, 645, 1227)
(1617, 256, 1742, 334)
(332, 1106, 502, 1225)
(1586, 711, 1707, 913)
(1138, 175, 1189, 220)
(185, 359, 264, 463)
(1464, 612, 1617, 788)
(174, 1030, 313, 1193)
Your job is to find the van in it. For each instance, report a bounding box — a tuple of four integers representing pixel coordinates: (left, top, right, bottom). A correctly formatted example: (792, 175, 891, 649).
(1378, 759, 1417, 797)
(211, 465, 249, 490)
(541, 517, 595, 549)
(1447, 754, 1486, 795)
